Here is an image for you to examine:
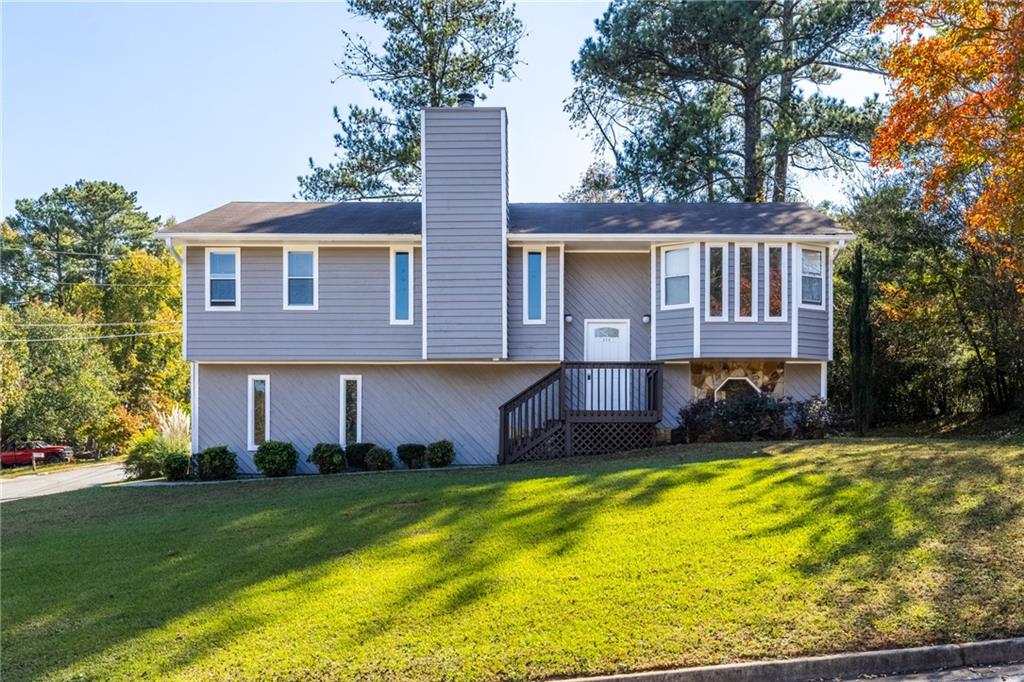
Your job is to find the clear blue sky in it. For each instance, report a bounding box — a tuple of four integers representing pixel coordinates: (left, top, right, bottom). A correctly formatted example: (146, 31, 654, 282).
(2, 1, 885, 223)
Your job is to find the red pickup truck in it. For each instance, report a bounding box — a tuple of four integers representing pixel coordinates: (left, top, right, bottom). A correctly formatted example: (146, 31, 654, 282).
(1, 441, 74, 467)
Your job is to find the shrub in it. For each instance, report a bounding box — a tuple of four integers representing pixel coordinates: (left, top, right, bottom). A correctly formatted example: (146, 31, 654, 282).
(425, 440, 455, 468)
(364, 445, 394, 471)
(309, 443, 345, 474)
(677, 396, 837, 443)
(254, 440, 298, 477)
(162, 452, 190, 481)
(198, 445, 236, 480)
(124, 429, 164, 480)
(345, 442, 376, 470)
(396, 443, 426, 469)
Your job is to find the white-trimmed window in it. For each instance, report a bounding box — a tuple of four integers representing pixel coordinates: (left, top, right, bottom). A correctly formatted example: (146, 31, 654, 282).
(205, 248, 240, 311)
(800, 247, 825, 308)
(339, 375, 362, 446)
(704, 244, 728, 321)
(733, 244, 758, 321)
(523, 247, 546, 324)
(764, 243, 788, 321)
(390, 248, 413, 325)
(283, 247, 317, 310)
(661, 246, 693, 309)
(247, 374, 269, 451)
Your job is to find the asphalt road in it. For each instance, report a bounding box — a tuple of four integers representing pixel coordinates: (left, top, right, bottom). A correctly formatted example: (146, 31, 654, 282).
(880, 663, 1024, 680)
(0, 462, 126, 502)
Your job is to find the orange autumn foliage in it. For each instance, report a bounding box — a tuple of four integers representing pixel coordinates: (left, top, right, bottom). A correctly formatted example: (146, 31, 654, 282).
(871, 0, 1024, 288)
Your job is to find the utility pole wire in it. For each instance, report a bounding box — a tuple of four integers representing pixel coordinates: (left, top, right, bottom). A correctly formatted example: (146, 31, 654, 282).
(4, 320, 181, 328)
(1, 330, 180, 344)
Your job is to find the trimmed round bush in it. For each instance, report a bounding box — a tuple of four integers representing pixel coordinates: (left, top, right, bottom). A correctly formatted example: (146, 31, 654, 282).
(364, 446, 394, 471)
(198, 445, 237, 480)
(254, 440, 298, 477)
(162, 452, 190, 481)
(309, 443, 345, 474)
(425, 440, 455, 468)
(344, 442, 376, 470)
(396, 443, 426, 469)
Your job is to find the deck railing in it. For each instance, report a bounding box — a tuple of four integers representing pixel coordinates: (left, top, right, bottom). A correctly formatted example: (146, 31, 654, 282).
(499, 362, 662, 463)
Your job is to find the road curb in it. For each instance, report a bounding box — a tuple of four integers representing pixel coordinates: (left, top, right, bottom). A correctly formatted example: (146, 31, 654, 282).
(557, 637, 1024, 682)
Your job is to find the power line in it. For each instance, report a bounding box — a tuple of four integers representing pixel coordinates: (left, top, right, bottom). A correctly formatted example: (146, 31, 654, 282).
(4, 280, 178, 288)
(0, 245, 126, 259)
(4, 320, 180, 328)
(0, 330, 180, 344)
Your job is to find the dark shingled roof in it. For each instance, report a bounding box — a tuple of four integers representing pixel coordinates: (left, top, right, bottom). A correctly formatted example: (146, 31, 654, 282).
(161, 201, 853, 237)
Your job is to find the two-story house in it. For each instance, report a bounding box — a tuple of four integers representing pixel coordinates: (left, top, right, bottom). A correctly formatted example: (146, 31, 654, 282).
(159, 99, 852, 471)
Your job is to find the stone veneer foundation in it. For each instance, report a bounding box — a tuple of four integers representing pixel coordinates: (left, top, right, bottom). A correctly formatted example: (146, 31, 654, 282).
(690, 361, 786, 401)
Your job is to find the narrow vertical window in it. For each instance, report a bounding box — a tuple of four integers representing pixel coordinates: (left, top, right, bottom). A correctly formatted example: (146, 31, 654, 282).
(734, 244, 757, 321)
(247, 374, 269, 451)
(206, 249, 239, 310)
(801, 248, 824, 306)
(661, 246, 691, 308)
(339, 375, 362, 446)
(390, 249, 413, 324)
(523, 248, 546, 324)
(284, 248, 317, 309)
(764, 244, 787, 321)
(706, 245, 727, 321)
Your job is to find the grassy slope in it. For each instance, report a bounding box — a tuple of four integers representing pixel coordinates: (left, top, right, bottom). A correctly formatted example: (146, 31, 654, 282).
(2, 438, 1022, 681)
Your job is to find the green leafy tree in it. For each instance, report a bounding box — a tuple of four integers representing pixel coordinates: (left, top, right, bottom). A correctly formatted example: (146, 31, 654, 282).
(568, 0, 882, 202)
(1, 303, 118, 445)
(100, 251, 187, 415)
(4, 181, 160, 306)
(298, 0, 526, 201)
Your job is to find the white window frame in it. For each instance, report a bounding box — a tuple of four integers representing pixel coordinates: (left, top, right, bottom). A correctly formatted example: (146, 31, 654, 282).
(704, 243, 729, 322)
(660, 244, 696, 311)
(733, 243, 759, 322)
(247, 374, 270, 451)
(389, 247, 414, 325)
(204, 247, 241, 312)
(282, 246, 318, 310)
(339, 374, 363, 445)
(522, 246, 547, 325)
(799, 246, 827, 310)
(763, 242, 789, 322)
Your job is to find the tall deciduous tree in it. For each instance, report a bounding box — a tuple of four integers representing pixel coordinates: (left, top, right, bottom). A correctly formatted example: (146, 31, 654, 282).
(298, 0, 526, 201)
(567, 0, 882, 202)
(847, 243, 873, 434)
(871, 0, 1024, 291)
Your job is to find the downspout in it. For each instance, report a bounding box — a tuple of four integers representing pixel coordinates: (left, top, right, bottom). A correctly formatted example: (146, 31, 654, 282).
(164, 237, 183, 266)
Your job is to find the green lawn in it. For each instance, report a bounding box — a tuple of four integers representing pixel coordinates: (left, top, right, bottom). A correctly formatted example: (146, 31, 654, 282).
(3, 438, 1023, 681)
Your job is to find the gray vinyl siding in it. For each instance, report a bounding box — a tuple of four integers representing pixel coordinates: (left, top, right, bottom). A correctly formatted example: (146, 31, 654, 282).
(423, 108, 505, 359)
(653, 247, 694, 359)
(563, 253, 651, 362)
(784, 362, 824, 400)
(796, 245, 830, 360)
(699, 242, 792, 358)
(196, 363, 554, 471)
(186, 246, 421, 361)
(507, 246, 560, 360)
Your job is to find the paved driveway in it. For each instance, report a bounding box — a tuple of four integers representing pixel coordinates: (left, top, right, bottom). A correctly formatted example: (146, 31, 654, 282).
(881, 663, 1024, 680)
(0, 462, 126, 502)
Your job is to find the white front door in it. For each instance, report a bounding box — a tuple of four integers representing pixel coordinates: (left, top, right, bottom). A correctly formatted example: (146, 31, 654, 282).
(584, 320, 631, 410)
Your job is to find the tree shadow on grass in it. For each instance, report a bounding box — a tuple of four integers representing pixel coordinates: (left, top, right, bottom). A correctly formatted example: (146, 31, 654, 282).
(730, 438, 1024, 647)
(1, 450, 746, 680)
